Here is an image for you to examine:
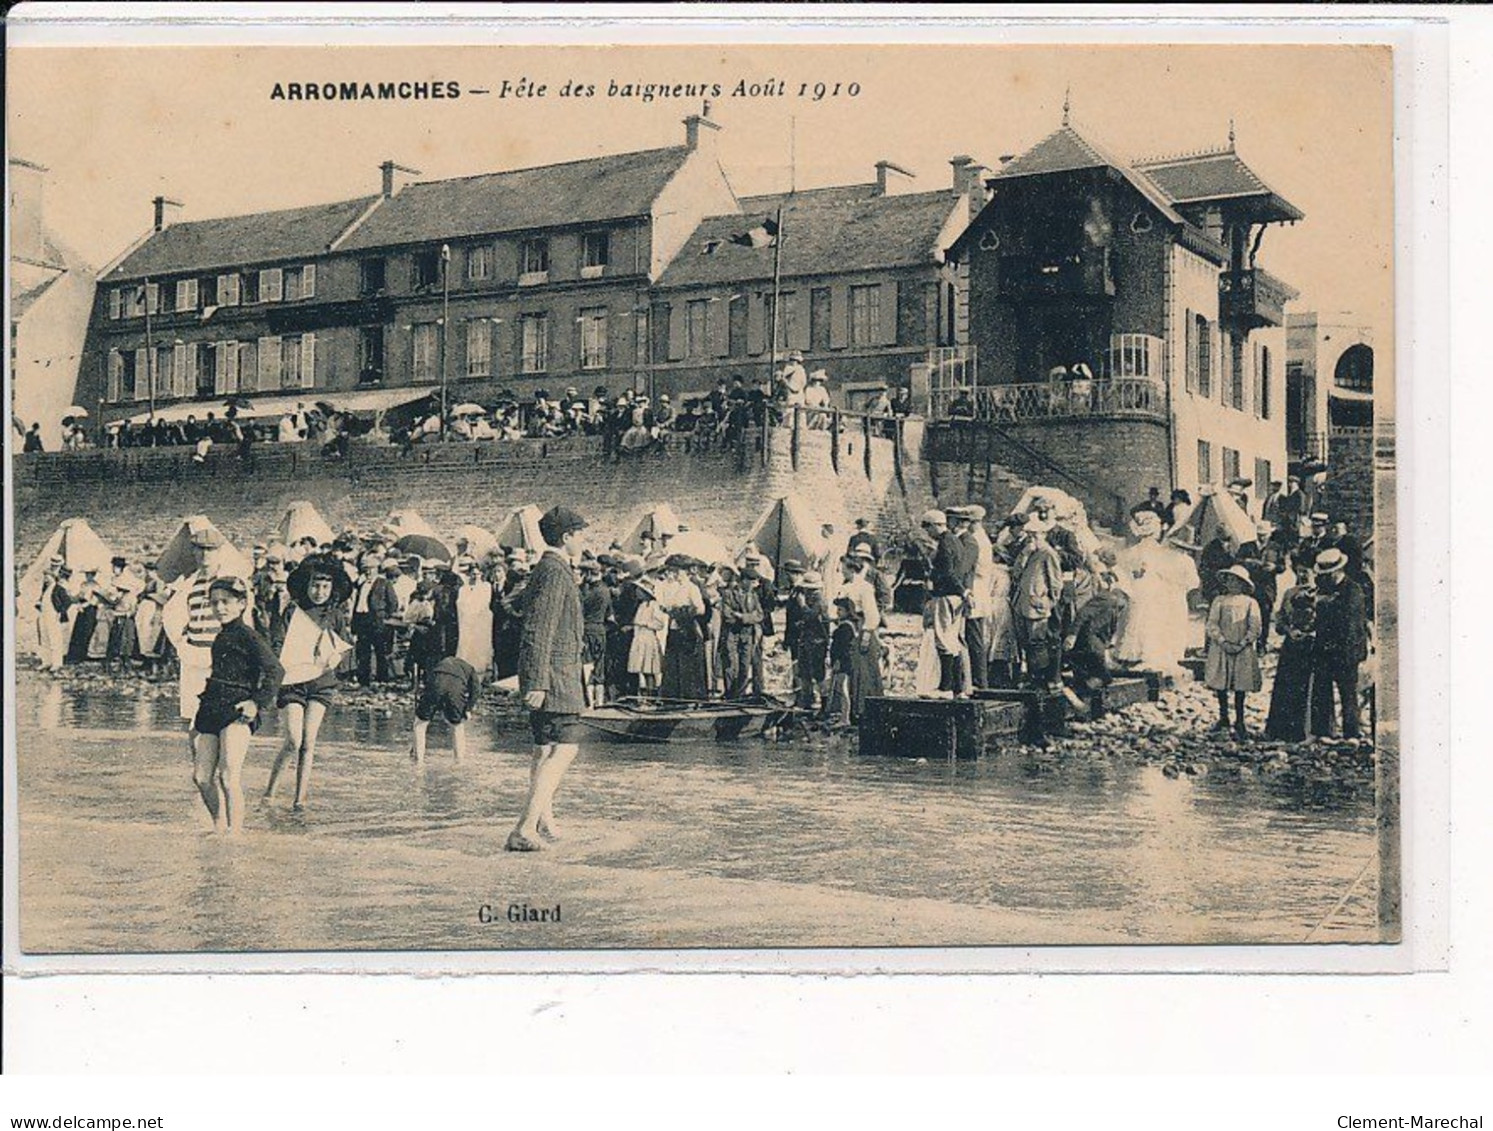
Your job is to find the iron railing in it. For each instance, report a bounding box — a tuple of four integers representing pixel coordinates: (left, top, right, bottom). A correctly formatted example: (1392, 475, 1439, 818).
(929, 377, 1167, 422)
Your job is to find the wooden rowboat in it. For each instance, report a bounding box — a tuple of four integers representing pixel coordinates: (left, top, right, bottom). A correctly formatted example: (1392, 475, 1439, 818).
(580, 697, 793, 744)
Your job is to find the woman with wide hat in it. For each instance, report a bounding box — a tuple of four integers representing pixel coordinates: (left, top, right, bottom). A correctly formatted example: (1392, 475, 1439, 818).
(265, 553, 353, 811)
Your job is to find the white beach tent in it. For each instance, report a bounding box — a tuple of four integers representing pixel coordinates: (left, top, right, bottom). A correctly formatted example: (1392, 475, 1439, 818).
(495, 505, 546, 552)
(450, 523, 500, 559)
(619, 503, 682, 554)
(740, 493, 828, 575)
(382, 509, 436, 540)
(16, 518, 116, 656)
(1165, 485, 1258, 554)
(276, 500, 336, 549)
(155, 515, 252, 583)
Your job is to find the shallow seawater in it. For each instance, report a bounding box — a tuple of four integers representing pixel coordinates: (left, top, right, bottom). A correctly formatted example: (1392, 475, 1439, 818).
(14, 675, 1382, 953)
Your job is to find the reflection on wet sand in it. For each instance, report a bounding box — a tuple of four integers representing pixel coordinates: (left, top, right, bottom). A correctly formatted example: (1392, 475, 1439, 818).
(15, 675, 1380, 953)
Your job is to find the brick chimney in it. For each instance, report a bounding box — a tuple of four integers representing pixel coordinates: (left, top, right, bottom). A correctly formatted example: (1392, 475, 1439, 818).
(380, 160, 421, 198)
(949, 155, 990, 219)
(683, 101, 722, 153)
(874, 159, 915, 196)
(152, 195, 183, 232)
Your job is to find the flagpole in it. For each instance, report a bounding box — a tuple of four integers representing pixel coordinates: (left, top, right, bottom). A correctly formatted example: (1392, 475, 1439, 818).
(765, 204, 784, 467)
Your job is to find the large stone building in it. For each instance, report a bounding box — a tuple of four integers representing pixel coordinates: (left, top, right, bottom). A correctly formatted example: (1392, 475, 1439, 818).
(77, 111, 977, 426)
(945, 120, 1303, 512)
(10, 157, 95, 449)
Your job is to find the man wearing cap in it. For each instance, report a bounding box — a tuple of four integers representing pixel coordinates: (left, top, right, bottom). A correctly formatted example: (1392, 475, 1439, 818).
(1310, 548, 1369, 740)
(719, 563, 767, 699)
(352, 553, 399, 686)
(1012, 513, 1064, 690)
(509, 505, 589, 852)
(920, 508, 977, 696)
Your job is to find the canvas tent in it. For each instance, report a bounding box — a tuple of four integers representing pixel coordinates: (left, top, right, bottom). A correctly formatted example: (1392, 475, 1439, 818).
(1165, 486, 1258, 554)
(1010, 485, 1102, 557)
(382, 509, 436, 540)
(741, 494, 828, 574)
(619, 504, 682, 555)
(155, 515, 252, 583)
(451, 523, 500, 559)
(277, 501, 336, 548)
(664, 529, 732, 566)
(16, 519, 116, 657)
(496, 505, 546, 551)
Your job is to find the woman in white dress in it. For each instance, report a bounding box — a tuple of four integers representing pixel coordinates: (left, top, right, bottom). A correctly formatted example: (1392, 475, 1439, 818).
(1113, 510, 1198, 675)
(453, 555, 494, 675)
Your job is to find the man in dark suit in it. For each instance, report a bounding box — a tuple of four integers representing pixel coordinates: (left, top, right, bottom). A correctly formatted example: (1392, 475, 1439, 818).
(1310, 548, 1369, 740)
(509, 505, 589, 852)
(351, 553, 400, 685)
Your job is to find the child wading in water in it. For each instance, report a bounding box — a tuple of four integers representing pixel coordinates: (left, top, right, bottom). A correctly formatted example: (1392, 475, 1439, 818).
(266, 554, 352, 811)
(411, 654, 482, 763)
(1204, 564, 1263, 740)
(192, 577, 283, 833)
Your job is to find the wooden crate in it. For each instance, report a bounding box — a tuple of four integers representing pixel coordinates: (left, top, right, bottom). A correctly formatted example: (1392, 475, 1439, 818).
(972, 687, 1069, 743)
(858, 696, 1024, 760)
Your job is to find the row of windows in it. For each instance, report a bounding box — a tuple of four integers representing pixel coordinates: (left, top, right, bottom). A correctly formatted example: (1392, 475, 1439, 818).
(678, 283, 890, 360)
(1197, 441, 1273, 499)
(405, 310, 606, 382)
(1183, 309, 1272, 420)
(386, 232, 611, 294)
(108, 266, 316, 320)
(105, 335, 316, 402)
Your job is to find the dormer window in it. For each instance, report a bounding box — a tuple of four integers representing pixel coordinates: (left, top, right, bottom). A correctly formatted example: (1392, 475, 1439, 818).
(412, 248, 441, 290)
(701, 239, 723, 256)
(581, 231, 609, 278)
(519, 238, 549, 285)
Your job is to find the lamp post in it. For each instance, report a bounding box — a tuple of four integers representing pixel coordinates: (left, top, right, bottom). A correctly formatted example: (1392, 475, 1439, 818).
(440, 243, 451, 439)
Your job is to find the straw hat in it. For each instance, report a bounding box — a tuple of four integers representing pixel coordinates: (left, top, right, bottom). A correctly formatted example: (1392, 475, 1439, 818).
(1314, 548, 1348, 575)
(919, 508, 947, 528)
(798, 571, 824, 590)
(1218, 564, 1255, 592)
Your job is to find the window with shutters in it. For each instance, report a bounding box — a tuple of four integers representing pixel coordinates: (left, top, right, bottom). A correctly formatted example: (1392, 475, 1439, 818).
(519, 239, 549, 284)
(127, 285, 146, 318)
(581, 232, 609, 277)
(1222, 446, 1240, 484)
(580, 307, 608, 369)
(1196, 313, 1212, 399)
(358, 327, 384, 385)
(195, 344, 215, 397)
(218, 273, 240, 307)
(172, 342, 191, 397)
(466, 318, 492, 377)
(1228, 333, 1246, 411)
(238, 340, 258, 393)
(109, 289, 123, 320)
(520, 314, 548, 373)
(466, 245, 492, 282)
(257, 337, 280, 390)
(1197, 439, 1213, 485)
(810, 288, 832, 351)
(727, 296, 748, 358)
(285, 264, 316, 301)
(1255, 458, 1272, 500)
(849, 284, 882, 347)
(412, 323, 438, 383)
(635, 307, 652, 368)
(145, 282, 160, 315)
(133, 349, 149, 401)
(215, 341, 236, 394)
(200, 276, 218, 307)
(412, 248, 442, 290)
(259, 268, 284, 303)
(157, 345, 174, 396)
(1256, 345, 1272, 419)
(107, 350, 124, 403)
(176, 279, 198, 312)
(159, 282, 175, 314)
(120, 351, 136, 401)
(241, 272, 260, 304)
(686, 299, 709, 360)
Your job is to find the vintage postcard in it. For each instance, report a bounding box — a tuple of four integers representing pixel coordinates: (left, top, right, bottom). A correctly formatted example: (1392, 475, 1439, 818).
(5, 29, 1402, 965)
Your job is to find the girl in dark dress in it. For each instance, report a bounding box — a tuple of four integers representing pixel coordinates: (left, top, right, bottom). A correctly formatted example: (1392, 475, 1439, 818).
(1265, 558, 1318, 742)
(192, 577, 283, 833)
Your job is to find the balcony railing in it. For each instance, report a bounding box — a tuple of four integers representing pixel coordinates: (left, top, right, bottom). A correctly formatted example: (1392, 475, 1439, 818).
(1219, 268, 1290, 330)
(929, 377, 1167, 423)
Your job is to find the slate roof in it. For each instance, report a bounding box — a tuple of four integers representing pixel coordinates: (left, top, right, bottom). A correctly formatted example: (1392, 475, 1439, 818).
(992, 126, 1185, 226)
(655, 188, 962, 289)
(338, 146, 692, 251)
(1134, 151, 1304, 221)
(107, 196, 380, 281)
